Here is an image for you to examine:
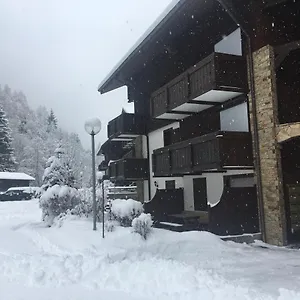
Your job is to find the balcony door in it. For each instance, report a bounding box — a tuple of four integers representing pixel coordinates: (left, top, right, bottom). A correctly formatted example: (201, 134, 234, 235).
(193, 178, 208, 211)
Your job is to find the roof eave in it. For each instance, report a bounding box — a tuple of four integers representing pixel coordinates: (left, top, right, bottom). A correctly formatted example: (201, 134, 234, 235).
(97, 0, 183, 95)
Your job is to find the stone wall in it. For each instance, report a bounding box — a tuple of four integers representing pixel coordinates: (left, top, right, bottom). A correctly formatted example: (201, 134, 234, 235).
(248, 45, 287, 245)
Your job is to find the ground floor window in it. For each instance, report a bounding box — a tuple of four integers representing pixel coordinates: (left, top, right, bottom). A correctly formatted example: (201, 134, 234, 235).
(224, 174, 255, 188)
(166, 180, 176, 190)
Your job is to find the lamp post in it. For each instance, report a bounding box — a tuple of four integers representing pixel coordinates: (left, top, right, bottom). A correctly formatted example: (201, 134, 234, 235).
(97, 170, 105, 239)
(84, 118, 101, 231)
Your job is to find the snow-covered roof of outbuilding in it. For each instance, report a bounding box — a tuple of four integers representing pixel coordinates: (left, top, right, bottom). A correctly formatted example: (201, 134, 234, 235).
(97, 0, 182, 94)
(0, 172, 35, 181)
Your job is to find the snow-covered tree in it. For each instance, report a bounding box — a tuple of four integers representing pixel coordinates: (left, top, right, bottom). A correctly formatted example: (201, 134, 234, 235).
(0, 107, 16, 171)
(39, 145, 80, 226)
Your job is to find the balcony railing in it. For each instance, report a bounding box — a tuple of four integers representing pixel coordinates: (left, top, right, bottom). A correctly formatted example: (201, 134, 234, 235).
(151, 52, 247, 119)
(152, 131, 253, 177)
(109, 158, 149, 181)
(107, 113, 146, 140)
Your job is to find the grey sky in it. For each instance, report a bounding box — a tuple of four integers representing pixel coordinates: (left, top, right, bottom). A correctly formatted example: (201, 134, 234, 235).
(0, 0, 172, 149)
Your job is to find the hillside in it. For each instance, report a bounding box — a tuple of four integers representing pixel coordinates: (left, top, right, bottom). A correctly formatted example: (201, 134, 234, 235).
(0, 84, 92, 187)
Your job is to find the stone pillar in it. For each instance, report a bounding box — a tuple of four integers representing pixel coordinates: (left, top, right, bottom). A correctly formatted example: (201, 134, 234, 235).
(248, 45, 287, 246)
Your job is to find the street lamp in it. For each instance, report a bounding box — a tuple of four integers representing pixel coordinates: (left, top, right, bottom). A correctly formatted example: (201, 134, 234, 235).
(84, 118, 101, 231)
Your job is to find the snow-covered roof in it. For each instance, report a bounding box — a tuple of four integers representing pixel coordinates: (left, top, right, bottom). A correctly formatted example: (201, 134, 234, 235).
(0, 172, 35, 181)
(98, 0, 182, 94)
(7, 186, 39, 193)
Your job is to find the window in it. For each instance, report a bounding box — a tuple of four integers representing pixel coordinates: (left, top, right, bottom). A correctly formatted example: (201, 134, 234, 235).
(220, 102, 249, 132)
(225, 175, 255, 188)
(166, 180, 176, 190)
(163, 128, 173, 147)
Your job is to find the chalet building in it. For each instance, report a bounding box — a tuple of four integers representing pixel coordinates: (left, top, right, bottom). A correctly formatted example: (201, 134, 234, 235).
(98, 0, 300, 246)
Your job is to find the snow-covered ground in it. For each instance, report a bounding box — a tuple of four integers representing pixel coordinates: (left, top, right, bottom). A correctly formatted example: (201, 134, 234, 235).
(1, 200, 300, 300)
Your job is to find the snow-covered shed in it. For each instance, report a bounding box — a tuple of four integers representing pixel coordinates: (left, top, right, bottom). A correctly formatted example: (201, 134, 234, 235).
(0, 172, 35, 192)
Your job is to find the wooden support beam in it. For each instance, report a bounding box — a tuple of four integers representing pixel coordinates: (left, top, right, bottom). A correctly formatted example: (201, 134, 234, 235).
(167, 110, 194, 115)
(276, 122, 300, 143)
(187, 100, 221, 106)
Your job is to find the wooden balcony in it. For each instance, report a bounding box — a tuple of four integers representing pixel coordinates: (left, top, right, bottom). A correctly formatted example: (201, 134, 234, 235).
(107, 113, 146, 141)
(109, 158, 149, 182)
(151, 52, 247, 120)
(152, 131, 253, 177)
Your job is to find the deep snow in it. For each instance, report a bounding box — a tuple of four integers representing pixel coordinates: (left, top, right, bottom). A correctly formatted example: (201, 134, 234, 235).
(1, 200, 300, 300)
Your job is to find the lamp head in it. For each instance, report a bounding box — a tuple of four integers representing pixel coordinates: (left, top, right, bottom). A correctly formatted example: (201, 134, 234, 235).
(84, 118, 101, 135)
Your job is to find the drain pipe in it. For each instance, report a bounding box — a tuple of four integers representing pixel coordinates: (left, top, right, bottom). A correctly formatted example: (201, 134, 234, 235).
(217, 0, 266, 242)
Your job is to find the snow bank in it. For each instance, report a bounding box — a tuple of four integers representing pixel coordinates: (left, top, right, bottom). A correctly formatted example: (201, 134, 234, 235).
(1, 200, 300, 300)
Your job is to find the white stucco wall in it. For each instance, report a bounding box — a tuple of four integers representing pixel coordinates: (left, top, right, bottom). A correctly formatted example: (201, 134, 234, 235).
(183, 169, 254, 211)
(148, 122, 183, 199)
(141, 135, 148, 158)
(220, 102, 249, 132)
(214, 27, 242, 56)
(143, 180, 150, 203)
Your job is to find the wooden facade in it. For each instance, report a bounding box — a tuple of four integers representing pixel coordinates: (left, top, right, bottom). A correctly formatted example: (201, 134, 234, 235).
(153, 131, 253, 177)
(107, 112, 146, 140)
(151, 52, 247, 119)
(109, 158, 149, 182)
(209, 186, 259, 236)
(144, 188, 184, 220)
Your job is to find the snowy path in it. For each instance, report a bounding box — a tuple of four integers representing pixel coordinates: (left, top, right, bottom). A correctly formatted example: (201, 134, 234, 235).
(1, 200, 300, 300)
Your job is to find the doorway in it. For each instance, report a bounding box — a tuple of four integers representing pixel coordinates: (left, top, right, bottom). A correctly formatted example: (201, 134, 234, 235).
(193, 178, 208, 211)
(281, 138, 300, 243)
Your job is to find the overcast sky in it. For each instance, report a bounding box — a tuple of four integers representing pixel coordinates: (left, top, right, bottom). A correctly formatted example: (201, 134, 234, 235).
(0, 0, 172, 148)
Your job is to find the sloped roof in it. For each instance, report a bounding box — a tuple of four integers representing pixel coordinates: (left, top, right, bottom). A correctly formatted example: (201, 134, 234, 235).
(98, 0, 238, 97)
(97, 0, 182, 94)
(0, 172, 35, 181)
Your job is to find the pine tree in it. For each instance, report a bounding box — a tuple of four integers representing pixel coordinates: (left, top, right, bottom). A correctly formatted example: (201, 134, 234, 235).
(47, 109, 57, 132)
(0, 107, 16, 171)
(40, 145, 74, 191)
(39, 145, 79, 225)
(18, 118, 27, 134)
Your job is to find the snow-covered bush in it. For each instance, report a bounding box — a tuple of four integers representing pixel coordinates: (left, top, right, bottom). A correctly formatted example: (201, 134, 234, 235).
(111, 199, 143, 227)
(39, 185, 80, 226)
(75, 188, 96, 218)
(73, 181, 113, 220)
(104, 220, 118, 232)
(132, 213, 153, 240)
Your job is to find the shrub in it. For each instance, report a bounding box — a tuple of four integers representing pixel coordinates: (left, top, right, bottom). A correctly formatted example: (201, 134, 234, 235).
(104, 220, 118, 232)
(132, 213, 153, 240)
(111, 199, 143, 227)
(39, 185, 80, 226)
